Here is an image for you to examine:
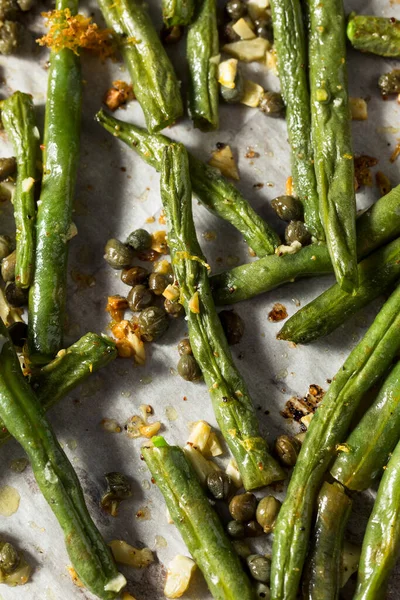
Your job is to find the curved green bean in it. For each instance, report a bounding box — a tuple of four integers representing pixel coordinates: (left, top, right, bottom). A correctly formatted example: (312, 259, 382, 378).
(160, 142, 285, 490)
(331, 361, 400, 492)
(270, 284, 400, 600)
(28, 0, 82, 364)
(347, 13, 400, 58)
(142, 438, 256, 600)
(96, 109, 280, 257)
(1, 91, 39, 288)
(354, 438, 400, 599)
(269, 0, 323, 240)
(97, 0, 183, 132)
(0, 319, 124, 598)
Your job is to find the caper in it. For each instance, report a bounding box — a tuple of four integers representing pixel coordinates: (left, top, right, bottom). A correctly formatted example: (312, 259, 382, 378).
(5, 281, 28, 307)
(104, 238, 134, 270)
(17, 0, 34, 10)
(0, 21, 21, 55)
(221, 20, 240, 43)
(244, 520, 264, 537)
(206, 471, 232, 500)
(271, 195, 303, 222)
(255, 582, 271, 599)
(226, 0, 246, 20)
(121, 265, 148, 286)
(0, 542, 19, 574)
(178, 338, 192, 356)
(101, 472, 132, 517)
(0, 235, 13, 261)
(284, 221, 311, 246)
(254, 18, 273, 42)
(219, 309, 244, 345)
(229, 492, 257, 522)
(378, 69, 400, 96)
(126, 228, 152, 252)
(0, 157, 16, 182)
(259, 92, 285, 117)
(232, 540, 251, 558)
(160, 24, 183, 44)
(177, 354, 201, 382)
(138, 306, 169, 341)
(256, 496, 281, 534)
(227, 520, 245, 539)
(247, 554, 271, 583)
(148, 272, 167, 296)
(274, 434, 301, 467)
(7, 321, 28, 349)
(1, 249, 16, 282)
(164, 298, 184, 318)
(127, 285, 153, 311)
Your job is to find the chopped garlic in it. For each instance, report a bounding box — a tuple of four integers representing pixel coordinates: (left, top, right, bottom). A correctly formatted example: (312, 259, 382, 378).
(240, 80, 264, 107)
(188, 291, 200, 313)
(218, 58, 238, 89)
(109, 540, 154, 568)
(184, 444, 216, 485)
(151, 230, 168, 254)
(104, 573, 127, 593)
(248, 0, 270, 21)
(209, 145, 239, 180)
(265, 48, 278, 75)
(300, 412, 314, 429)
(222, 38, 270, 62)
(350, 97, 368, 121)
(154, 259, 173, 275)
(275, 241, 302, 256)
(226, 458, 242, 488)
(21, 176, 35, 193)
(163, 284, 180, 302)
(140, 421, 161, 438)
(111, 320, 145, 365)
(164, 555, 196, 598)
(187, 420, 211, 452)
(203, 432, 224, 457)
(232, 18, 256, 40)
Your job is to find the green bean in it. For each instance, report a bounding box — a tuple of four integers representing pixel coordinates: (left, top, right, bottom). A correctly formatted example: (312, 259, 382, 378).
(162, 0, 194, 27)
(211, 184, 400, 305)
(97, 0, 183, 132)
(160, 143, 285, 491)
(270, 284, 400, 600)
(269, 0, 323, 240)
(0, 319, 124, 598)
(142, 437, 256, 600)
(302, 482, 352, 600)
(187, 0, 219, 130)
(331, 361, 400, 492)
(305, 0, 358, 292)
(1, 91, 39, 288)
(28, 0, 82, 365)
(277, 237, 400, 345)
(96, 109, 280, 257)
(347, 13, 400, 58)
(354, 438, 400, 599)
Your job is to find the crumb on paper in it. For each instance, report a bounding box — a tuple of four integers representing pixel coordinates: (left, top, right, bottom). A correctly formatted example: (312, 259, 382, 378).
(209, 144, 239, 180)
(104, 80, 135, 111)
(390, 142, 400, 163)
(100, 418, 122, 433)
(354, 155, 378, 190)
(268, 303, 288, 322)
(245, 147, 260, 159)
(281, 384, 325, 427)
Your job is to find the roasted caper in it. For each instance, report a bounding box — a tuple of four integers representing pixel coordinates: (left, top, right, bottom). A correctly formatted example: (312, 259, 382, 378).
(148, 272, 167, 296)
(256, 496, 281, 534)
(100, 472, 132, 517)
(378, 69, 400, 96)
(138, 306, 169, 341)
(178, 338, 192, 356)
(126, 228, 152, 252)
(0, 21, 21, 55)
(271, 195, 303, 222)
(0, 542, 19, 574)
(274, 434, 301, 467)
(244, 520, 264, 537)
(206, 471, 232, 500)
(177, 354, 201, 381)
(127, 285, 153, 312)
(285, 221, 311, 246)
(219, 309, 244, 345)
(1, 249, 16, 282)
(227, 520, 245, 539)
(160, 24, 183, 44)
(254, 18, 273, 42)
(104, 238, 134, 270)
(247, 554, 271, 583)
(232, 540, 252, 558)
(0, 157, 16, 181)
(255, 582, 271, 598)
(5, 281, 28, 307)
(226, 0, 246, 20)
(0, 235, 13, 261)
(164, 298, 184, 318)
(121, 265, 148, 286)
(7, 321, 28, 349)
(229, 492, 257, 522)
(259, 92, 285, 117)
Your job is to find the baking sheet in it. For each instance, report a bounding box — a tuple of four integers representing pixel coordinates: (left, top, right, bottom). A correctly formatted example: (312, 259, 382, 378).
(0, 0, 399, 597)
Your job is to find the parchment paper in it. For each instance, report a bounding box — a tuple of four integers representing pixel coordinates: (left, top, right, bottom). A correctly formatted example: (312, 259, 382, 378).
(0, 0, 399, 597)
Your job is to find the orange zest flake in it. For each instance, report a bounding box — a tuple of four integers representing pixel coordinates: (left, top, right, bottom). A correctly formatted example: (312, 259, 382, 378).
(37, 9, 115, 58)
